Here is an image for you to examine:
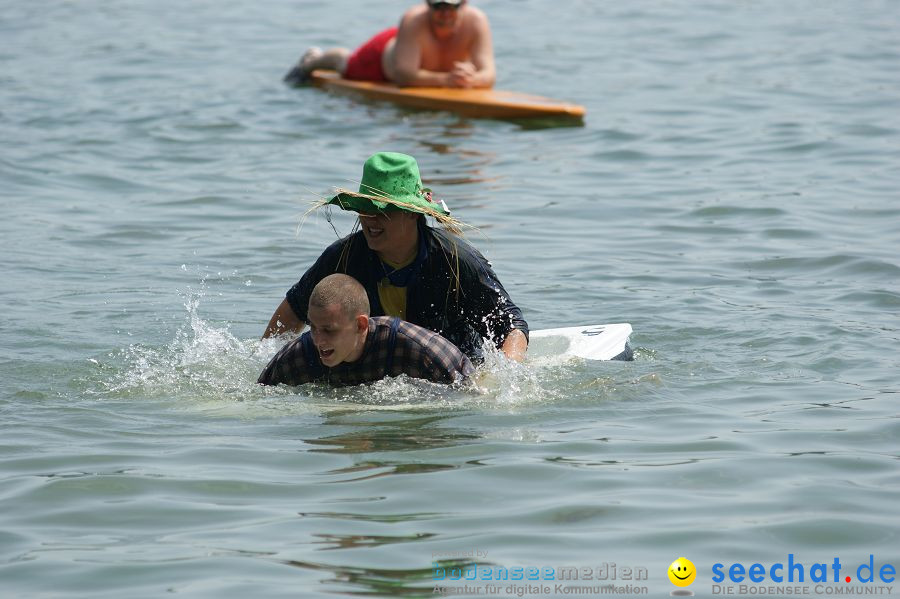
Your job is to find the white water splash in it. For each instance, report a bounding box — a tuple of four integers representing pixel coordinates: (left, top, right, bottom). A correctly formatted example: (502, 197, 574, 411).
(95, 290, 611, 408)
(100, 291, 278, 402)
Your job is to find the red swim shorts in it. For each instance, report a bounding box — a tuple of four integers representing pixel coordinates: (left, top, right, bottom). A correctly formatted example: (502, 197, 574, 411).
(343, 27, 398, 82)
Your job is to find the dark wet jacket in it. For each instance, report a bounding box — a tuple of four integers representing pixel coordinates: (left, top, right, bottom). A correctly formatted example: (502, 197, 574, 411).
(285, 225, 528, 361)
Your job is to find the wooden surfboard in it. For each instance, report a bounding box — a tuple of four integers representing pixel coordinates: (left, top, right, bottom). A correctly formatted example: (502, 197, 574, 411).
(310, 70, 585, 120)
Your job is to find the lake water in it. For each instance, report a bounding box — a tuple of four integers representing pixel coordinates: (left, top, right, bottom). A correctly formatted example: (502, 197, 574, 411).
(2, 0, 898, 597)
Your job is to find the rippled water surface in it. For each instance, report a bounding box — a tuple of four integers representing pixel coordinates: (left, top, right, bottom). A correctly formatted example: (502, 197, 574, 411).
(2, 0, 899, 597)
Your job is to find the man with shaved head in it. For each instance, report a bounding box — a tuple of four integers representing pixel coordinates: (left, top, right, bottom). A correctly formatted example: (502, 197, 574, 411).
(258, 274, 473, 387)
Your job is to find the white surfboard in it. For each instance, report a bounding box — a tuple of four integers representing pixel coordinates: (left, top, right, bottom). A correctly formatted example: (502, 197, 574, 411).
(529, 323, 633, 361)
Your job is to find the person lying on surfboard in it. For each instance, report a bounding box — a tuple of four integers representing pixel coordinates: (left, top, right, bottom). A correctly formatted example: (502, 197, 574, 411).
(262, 152, 528, 363)
(284, 0, 495, 89)
(258, 274, 474, 387)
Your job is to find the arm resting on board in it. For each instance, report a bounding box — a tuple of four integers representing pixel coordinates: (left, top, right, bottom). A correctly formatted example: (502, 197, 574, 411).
(501, 328, 528, 362)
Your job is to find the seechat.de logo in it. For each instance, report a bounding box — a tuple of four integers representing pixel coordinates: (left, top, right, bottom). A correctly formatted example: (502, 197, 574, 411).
(711, 554, 896, 585)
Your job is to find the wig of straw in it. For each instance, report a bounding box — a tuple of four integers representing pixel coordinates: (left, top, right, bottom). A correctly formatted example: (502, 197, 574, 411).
(296, 186, 473, 305)
(301, 186, 471, 238)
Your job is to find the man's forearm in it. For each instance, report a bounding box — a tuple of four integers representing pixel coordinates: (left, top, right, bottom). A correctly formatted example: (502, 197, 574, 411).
(393, 68, 450, 87)
(262, 298, 305, 338)
(501, 329, 528, 362)
(470, 66, 495, 89)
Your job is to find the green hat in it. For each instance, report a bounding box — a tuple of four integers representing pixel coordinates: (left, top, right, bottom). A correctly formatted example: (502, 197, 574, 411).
(329, 152, 450, 217)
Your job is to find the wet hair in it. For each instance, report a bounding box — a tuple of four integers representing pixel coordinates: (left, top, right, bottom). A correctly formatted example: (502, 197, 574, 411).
(309, 273, 370, 320)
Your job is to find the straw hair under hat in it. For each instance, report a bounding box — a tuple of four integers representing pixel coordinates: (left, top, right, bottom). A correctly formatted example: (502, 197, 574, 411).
(323, 152, 466, 234)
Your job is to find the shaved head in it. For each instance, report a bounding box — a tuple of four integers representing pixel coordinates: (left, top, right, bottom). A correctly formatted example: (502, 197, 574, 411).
(309, 274, 370, 321)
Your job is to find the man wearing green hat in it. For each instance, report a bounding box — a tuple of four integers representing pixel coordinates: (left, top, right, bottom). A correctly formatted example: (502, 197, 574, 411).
(263, 152, 528, 362)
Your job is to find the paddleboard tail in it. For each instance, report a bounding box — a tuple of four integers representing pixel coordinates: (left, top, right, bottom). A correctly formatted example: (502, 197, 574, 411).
(529, 323, 634, 361)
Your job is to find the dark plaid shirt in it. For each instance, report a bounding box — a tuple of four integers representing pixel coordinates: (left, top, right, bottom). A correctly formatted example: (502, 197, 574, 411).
(257, 316, 474, 387)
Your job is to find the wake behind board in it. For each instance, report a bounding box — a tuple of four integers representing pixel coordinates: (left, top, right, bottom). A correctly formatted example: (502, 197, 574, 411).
(310, 70, 585, 120)
(529, 323, 633, 361)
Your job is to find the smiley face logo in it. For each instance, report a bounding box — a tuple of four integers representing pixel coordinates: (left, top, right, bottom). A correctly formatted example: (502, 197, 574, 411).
(668, 557, 696, 587)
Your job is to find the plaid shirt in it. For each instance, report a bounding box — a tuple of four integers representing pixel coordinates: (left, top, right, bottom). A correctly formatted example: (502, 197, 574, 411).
(258, 316, 474, 387)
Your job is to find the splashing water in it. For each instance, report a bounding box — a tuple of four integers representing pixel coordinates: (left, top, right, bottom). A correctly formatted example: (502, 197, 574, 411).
(97, 292, 275, 402)
(91, 290, 626, 409)
(467, 339, 565, 405)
